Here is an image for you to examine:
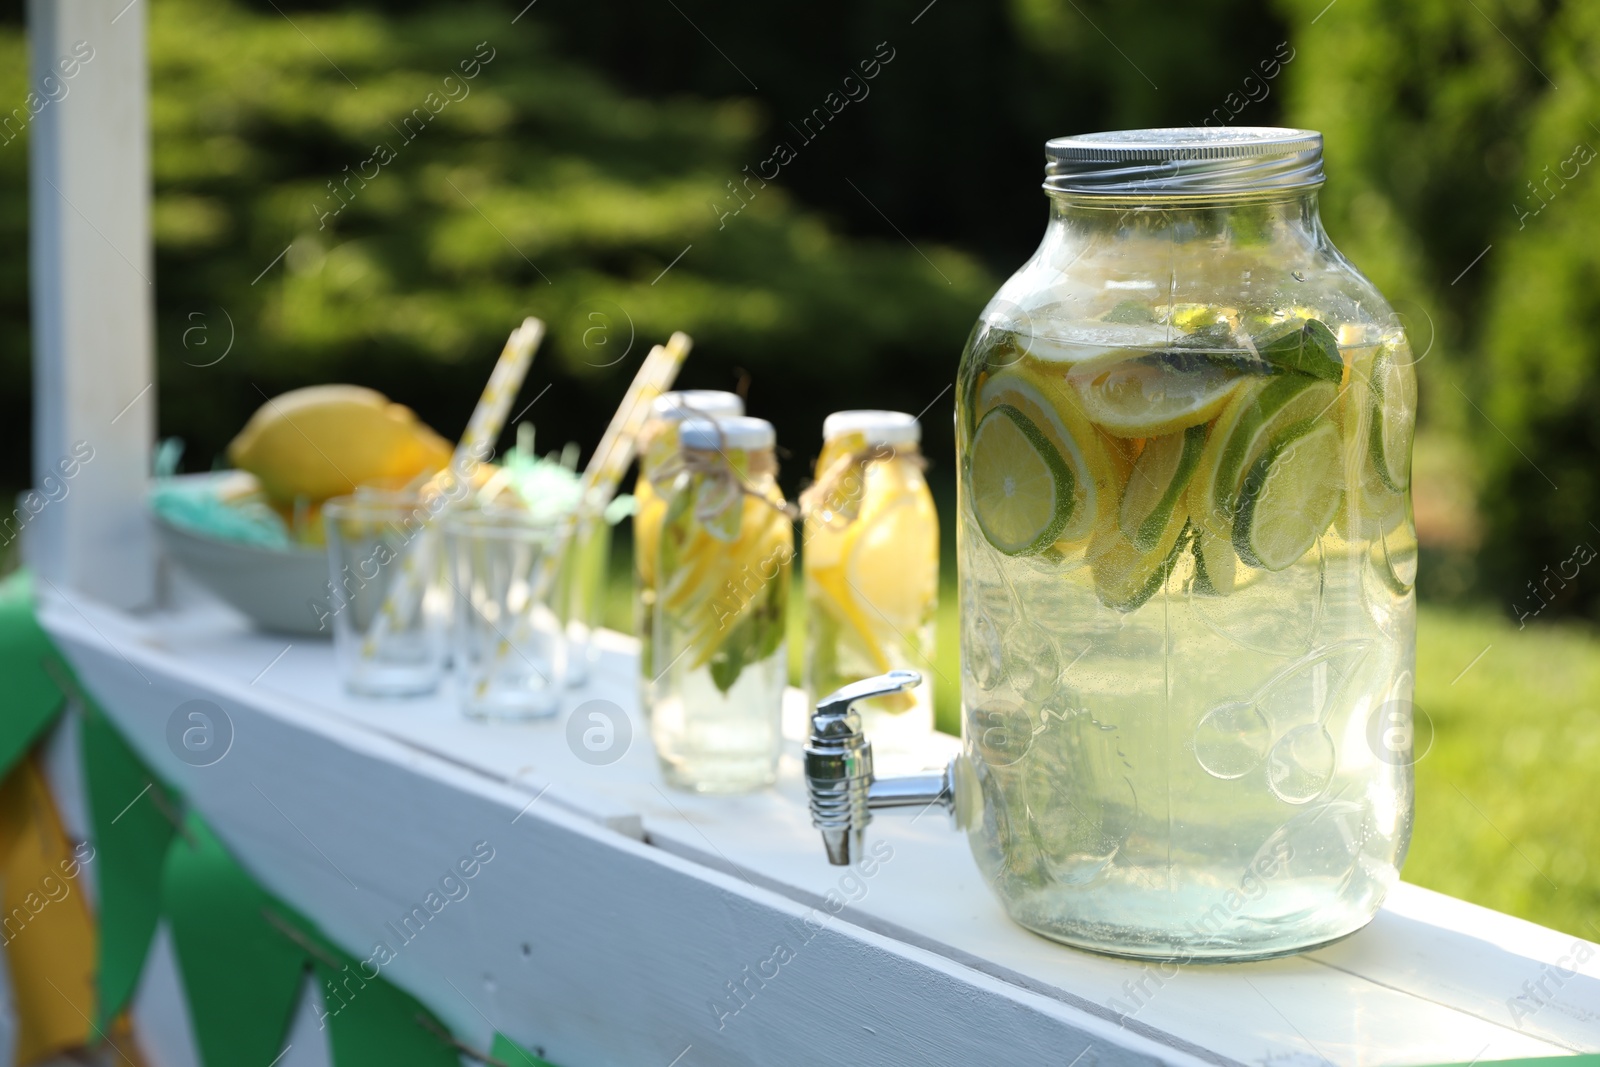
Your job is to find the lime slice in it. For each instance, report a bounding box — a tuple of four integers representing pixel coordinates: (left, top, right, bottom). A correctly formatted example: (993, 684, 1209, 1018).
(1070, 348, 1248, 437)
(1379, 505, 1418, 595)
(1253, 319, 1344, 383)
(969, 404, 1076, 555)
(1213, 375, 1339, 522)
(1191, 518, 1238, 595)
(1233, 419, 1344, 571)
(1188, 378, 1266, 535)
(1090, 513, 1190, 613)
(1367, 340, 1416, 492)
(1119, 423, 1207, 551)
(977, 370, 1100, 541)
(1338, 433, 1405, 542)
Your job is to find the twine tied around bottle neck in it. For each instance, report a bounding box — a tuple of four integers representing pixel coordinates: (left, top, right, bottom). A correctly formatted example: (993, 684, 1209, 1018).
(799, 442, 925, 530)
(647, 439, 796, 532)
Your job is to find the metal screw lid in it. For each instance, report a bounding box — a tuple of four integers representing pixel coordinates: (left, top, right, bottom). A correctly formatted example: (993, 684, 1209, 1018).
(1044, 127, 1324, 197)
(822, 410, 920, 447)
(650, 390, 744, 422)
(679, 415, 775, 452)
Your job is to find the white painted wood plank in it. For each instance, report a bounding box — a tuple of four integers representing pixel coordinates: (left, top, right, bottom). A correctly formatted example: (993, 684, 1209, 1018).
(43, 593, 1208, 1067)
(126, 603, 1589, 1063)
(1308, 883, 1600, 1049)
(26, 0, 155, 608)
(38, 590, 1598, 1064)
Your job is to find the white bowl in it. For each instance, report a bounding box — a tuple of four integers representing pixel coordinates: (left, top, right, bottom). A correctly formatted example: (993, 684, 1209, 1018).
(154, 505, 331, 636)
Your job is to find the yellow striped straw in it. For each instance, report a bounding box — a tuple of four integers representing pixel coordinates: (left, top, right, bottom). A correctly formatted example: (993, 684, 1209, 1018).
(361, 317, 545, 657)
(488, 332, 693, 675)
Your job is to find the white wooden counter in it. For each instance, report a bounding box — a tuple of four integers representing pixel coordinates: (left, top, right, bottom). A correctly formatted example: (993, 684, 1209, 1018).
(37, 586, 1600, 1067)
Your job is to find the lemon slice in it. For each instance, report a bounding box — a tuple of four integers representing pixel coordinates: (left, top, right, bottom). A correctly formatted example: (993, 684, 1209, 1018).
(1367, 340, 1416, 492)
(1118, 423, 1207, 551)
(969, 404, 1076, 555)
(847, 493, 938, 633)
(1233, 419, 1344, 571)
(977, 368, 1103, 541)
(1070, 349, 1248, 437)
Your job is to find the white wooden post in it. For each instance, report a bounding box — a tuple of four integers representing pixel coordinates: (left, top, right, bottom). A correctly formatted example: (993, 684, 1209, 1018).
(27, 0, 155, 609)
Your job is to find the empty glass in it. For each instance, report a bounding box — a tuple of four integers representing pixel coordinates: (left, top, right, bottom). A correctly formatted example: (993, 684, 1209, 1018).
(323, 495, 447, 697)
(445, 508, 568, 719)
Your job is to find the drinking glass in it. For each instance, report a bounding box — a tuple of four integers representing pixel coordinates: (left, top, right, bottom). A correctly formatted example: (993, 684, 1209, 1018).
(323, 495, 446, 697)
(445, 508, 568, 720)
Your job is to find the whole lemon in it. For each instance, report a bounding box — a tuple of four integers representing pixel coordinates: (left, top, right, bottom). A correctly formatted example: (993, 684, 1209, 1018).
(227, 385, 453, 506)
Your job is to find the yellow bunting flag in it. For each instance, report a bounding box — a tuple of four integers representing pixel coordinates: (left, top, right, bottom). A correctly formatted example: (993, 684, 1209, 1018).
(0, 753, 98, 1065)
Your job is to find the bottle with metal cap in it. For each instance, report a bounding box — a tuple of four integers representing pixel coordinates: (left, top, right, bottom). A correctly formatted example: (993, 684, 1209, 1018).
(633, 390, 745, 693)
(938, 128, 1417, 959)
(648, 415, 793, 792)
(801, 410, 939, 762)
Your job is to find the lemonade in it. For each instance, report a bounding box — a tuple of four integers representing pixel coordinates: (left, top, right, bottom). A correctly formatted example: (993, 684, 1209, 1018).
(958, 298, 1417, 958)
(802, 411, 939, 759)
(634, 390, 744, 691)
(649, 416, 793, 792)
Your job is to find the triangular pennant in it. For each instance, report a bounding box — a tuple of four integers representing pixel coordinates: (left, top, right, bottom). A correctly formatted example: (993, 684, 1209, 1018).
(161, 813, 307, 1067)
(312, 949, 459, 1067)
(0, 571, 71, 781)
(81, 707, 178, 1029)
(0, 753, 97, 1064)
(491, 1033, 560, 1067)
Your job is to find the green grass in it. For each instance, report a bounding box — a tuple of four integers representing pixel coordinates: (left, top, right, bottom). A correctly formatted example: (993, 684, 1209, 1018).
(606, 533, 1599, 940)
(1408, 605, 1600, 940)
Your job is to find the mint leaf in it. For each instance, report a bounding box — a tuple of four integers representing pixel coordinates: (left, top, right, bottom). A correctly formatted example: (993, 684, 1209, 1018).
(1254, 319, 1343, 383)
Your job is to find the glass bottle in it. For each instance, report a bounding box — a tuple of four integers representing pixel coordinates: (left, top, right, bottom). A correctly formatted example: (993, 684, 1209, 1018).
(803, 410, 939, 762)
(634, 391, 745, 696)
(650, 416, 792, 792)
(955, 128, 1417, 959)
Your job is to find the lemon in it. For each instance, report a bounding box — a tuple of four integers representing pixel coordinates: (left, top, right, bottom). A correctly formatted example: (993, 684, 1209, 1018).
(228, 385, 453, 505)
(1069, 349, 1248, 437)
(633, 475, 667, 590)
(1233, 419, 1344, 571)
(969, 404, 1076, 556)
(846, 492, 938, 633)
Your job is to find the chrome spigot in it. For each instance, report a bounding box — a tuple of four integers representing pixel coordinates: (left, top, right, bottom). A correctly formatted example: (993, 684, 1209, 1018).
(804, 670, 958, 866)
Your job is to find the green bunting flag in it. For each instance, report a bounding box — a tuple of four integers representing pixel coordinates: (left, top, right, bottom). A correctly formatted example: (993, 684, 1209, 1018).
(313, 949, 460, 1067)
(82, 700, 179, 1030)
(161, 813, 308, 1067)
(0, 571, 71, 780)
(0, 577, 530, 1066)
(492, 1033, 560, 1067)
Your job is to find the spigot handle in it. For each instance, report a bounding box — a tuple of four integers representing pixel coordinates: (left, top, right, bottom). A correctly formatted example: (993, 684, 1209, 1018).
(805, 670, 923, 866)
(813, 669, 923, 721)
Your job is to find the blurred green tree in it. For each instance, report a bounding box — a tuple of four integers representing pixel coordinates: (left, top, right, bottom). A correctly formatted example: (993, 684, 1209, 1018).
(0, 0, 997, 499)
(1273, 0, 1600, 618)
